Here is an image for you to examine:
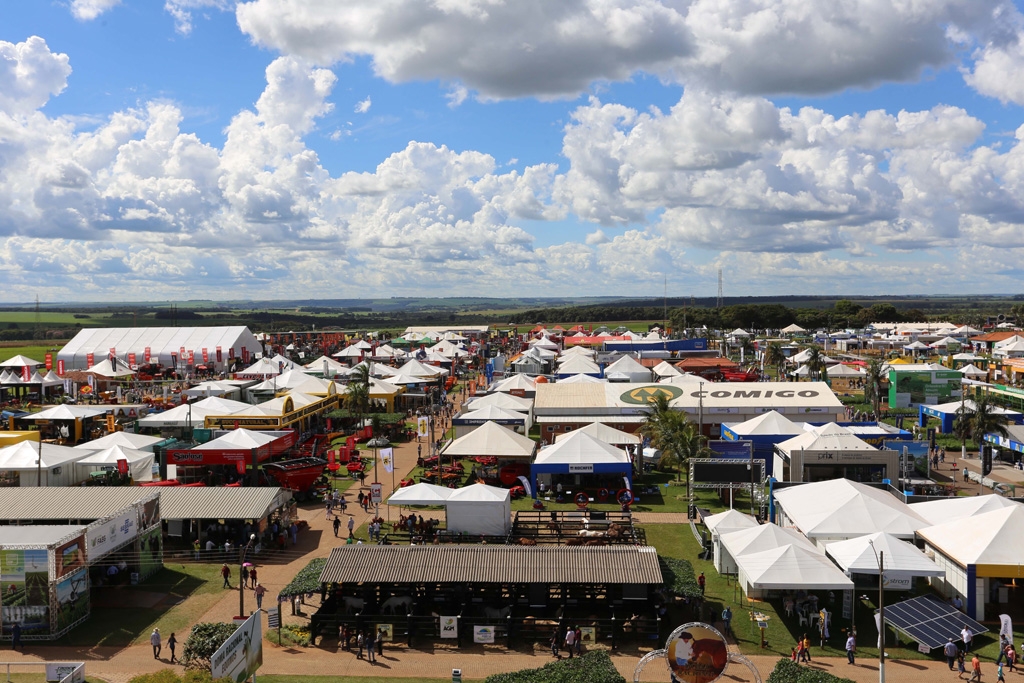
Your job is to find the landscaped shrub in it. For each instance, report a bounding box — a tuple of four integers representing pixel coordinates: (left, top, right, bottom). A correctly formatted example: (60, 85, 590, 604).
(484, 650, 625, 683)
(659, 555, 702, 599)
(128, 669, 221, 683)
(180, 622, 239, 671)
(767, 658, 856, 683)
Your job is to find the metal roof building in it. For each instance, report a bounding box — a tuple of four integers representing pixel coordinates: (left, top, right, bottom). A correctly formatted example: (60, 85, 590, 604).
(0, 487, 158, 522)
(58, 326, 262, 371)
(320, 545, 663, 585)
(160, 487, 288, 521)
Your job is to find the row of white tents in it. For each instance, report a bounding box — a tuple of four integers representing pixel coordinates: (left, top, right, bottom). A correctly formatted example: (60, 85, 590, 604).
(708, 478, 1024, 619)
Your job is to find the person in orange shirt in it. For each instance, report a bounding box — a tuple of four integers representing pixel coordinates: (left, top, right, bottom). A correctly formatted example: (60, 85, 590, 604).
(970, 654, 982, 682)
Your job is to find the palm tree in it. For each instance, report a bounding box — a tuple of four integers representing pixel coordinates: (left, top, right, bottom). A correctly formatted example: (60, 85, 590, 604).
(639, 394, 709, 481)
(805, 345, 826, 381)
(863, 358, 887, 416)
(344, 363, 372, 429)
(764, 342, 785, 380)
(955, 393, 1009, 464)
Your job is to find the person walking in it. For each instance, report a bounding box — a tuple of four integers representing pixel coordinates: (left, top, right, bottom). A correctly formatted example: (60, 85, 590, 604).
(550, 628, 561, 658)
(970, 654, 982, 683)
(963, 626, 974, 653)
(193, 538, 201, 561)
(348, 516, 355, 538)
(241, 564, 250, 587)
(564, 626, 576, 659)
(845, 632, 856, 664)
(998, 663, 1005, 683)
(697, 572, 706, 595)
(221, 563, 231, 588)
(356, 631, 364, 659)
(167, 633, 177, 664)
(958, 651, 967, 679)
(377, 626, 386, 656)
(946, 638, 960, 670)
(150, 628, 162, 659)
(254, 583, 266, 610)
(325, 498, 333, 519)
(339, 493, 347, 514)
(11, 622, 22, 651)
(802, 634, 812, 662)
(574, 625, 582, 656)
(333, 516, 341, 537)
(365, 629, 376, 663)
(249, 567, 258, 589)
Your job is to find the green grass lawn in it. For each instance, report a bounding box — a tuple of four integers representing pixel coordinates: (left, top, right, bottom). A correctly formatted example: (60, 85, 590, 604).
(55, 564, 224, 648)
(643, 523, 1017, 663)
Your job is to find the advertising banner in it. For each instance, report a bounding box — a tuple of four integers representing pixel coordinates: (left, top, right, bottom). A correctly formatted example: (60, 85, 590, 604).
(54, 567, 89, 633)
(144, 347, 151, 363)
(440, 616, 458, 639)
(86, 353, 94, 367)
(370, 483, 383, 505)
(87, 509, 139, 561)
(57, 359, 65, 375)
(216, 347, 223, 362)
(128, 353, 136, 367)
(202, 348, 209, 364)
(473, 625, 495, 644)
(54, 536, 86, 579)
(2, 548, 51, 636)
(45, 353, 53, 370)
(45, 663, 85, 683)
(381, 448, 394, 473)
(211, 612, 263, 683)
(417, 417, 429, 438)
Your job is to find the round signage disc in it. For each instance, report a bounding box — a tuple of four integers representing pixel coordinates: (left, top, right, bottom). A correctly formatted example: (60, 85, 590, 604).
(665, 622, 729, 683)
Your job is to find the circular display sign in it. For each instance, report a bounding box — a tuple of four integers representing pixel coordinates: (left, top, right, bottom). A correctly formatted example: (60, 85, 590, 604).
(620, 384, 683, 405)
(665, 622, 729, 683)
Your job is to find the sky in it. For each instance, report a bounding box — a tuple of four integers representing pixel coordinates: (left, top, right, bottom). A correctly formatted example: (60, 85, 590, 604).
(2, 1, 1024, 303)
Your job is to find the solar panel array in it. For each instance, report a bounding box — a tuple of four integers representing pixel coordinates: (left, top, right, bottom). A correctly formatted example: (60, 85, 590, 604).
(882, 595, 988, 650)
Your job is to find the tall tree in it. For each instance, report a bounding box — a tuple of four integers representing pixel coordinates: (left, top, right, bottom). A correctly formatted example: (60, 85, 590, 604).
(639, 394, 708, 481)
(805, 345, 826, 381)
(955, 393, 1009, 465)
(344, 363, 372, 428)
(764, 342, 786, 380)
(864, 358, 887, 415)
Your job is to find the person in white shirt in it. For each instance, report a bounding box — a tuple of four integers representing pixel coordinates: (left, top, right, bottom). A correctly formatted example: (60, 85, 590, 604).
(962, 626, 973, 652)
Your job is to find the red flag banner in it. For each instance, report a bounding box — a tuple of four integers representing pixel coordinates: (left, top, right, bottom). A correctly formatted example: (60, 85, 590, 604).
(216, 346, 222, 362)
(57, 359, 65, 375)
(144, 347, 151, 362)
(187, 350, 195, 364)
(128, 353, 136, 366)
(21, 366, 30, 382)
(86, 353, 95, 367)
(202, 348, 209, 363)
(44, 353, 53, 370)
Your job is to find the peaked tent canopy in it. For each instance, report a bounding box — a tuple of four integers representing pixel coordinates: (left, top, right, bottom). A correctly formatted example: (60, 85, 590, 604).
(776, 423, 876, 454)
(559, 373, 606, 384)
(445, 483, 512, 536)
(74, 444, 155, 482)
(825, 532, 943, 577)
(75, 432, 163, 451)
(26, 405, 108, 421)
(464, 392, 532, 413)
(652, 361, 683, 378)
(910, 494, 1021, 527)
(774, 478, 929, 540)
(442, 420, 537, 459)
(195, 428, 278, 450)
(738, 544, 854, 593)
(0, 441, 90, 485)
(534, 431, 630, 465)
(58, 326, 261, 370)
(387, 482, 454, 505)
(86, 359, 136, 377)
(0, 354, 44, 367)
(724, 410, 803, 437)
(916, 505, 1024, 567)
(556, 421, 640, 445)
(719, 523, 819, 559)
(703, 509, 758, 535)
(781, 324, 806, 334)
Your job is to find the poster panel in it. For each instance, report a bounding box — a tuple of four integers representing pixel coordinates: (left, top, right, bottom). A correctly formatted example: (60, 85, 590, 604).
(54, 567, 89, 633)
(211, 612, 263, 683)
(54, 536, 86, 580)
(86, 509, 138, 561)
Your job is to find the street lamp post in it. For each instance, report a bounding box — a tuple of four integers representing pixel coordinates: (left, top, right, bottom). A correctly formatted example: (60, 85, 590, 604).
(869, 541, 886, 683)
(239, 533, 256, 617)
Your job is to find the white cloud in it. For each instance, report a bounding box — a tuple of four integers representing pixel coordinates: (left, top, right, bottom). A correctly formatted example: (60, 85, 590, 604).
(70, 0, 122, 21)
(0, 37, 72, 115)
(163, 1, 233, 35)
(233, 0, 1013, 101)
(354, 97, 372, 113)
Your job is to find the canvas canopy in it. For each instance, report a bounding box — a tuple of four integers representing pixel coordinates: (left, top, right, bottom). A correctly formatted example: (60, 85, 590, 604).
(183, 381, 243, 398)
(196, 428, 278, 450)
(781, 324, 806, 334)
(137, 396, 250, 428)
(397, 359, 448, 377)
(825, 532, 943, 577)
(442, 420, 536, 459)
(724, 411, 803, 437)
(560, 346, 595, 358)
(738, 544, 854, 592)
(465, 392, 532, 413)
(0, 441, 90, 486)
(75, 432, 163, 451)
(387, 482, 453, 505)
(788, 348, 838, 365)
(490, 374, 537, 393)
(910, 494, 1021, 527)
(305, 356, 351, 376)
(27, 405, 108, 421)
(0, 354, 43, 367)
(534, 430, 630, 465)
(74, 444, 154, 482)
(774, 478, 929, 540)
(554, 356, 601, 376)
(916, 505, 1024, 568)
(729, 329, 750, 337)
(558, 373, 605, 384)
(444, 484, 512, 536)
(603, 355, 652, 383)
(651, 361, 683, 378)
(719, 523, 819, 559)
(58, 326, 261, 370)
(238, 355, 301, 377)
(556, 421, 639, 445)
(703, 509, 758, 535)
(776, 423, 876, 454)
(957, 364, 987, 378)
(86, 359, 136, 377)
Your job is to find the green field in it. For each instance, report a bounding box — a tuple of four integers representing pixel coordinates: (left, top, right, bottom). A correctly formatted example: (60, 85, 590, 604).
(0, 344, 61, 364)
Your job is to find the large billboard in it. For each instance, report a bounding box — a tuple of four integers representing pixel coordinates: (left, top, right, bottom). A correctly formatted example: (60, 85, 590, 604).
(1, 549, 51, 637)
(87, 509, 138, 561)
(889, 369, 961, 408)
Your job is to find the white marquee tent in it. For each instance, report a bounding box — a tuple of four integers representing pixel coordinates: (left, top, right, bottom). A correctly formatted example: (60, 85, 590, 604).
(74, 444, 155, 482)
(717, 523, 818, 576)
(556, 422, 640, 446)
(0, 441, 90, 486)
(445, 484, 512, 536)
(387, 482, 454, 505)
(825, 532, 943, 582)
(58, 326, 261, 370)
(737, 544, 854, 597)
(442, 420, 537, 459)
(602, 355, 652, 383)
(909, 494, 1021, 527)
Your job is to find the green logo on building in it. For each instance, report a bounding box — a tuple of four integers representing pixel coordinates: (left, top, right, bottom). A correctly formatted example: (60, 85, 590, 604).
(620, 385, 683, 405)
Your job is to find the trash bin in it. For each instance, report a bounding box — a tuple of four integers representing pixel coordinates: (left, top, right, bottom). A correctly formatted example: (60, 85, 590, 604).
(452, 669, 462, 683)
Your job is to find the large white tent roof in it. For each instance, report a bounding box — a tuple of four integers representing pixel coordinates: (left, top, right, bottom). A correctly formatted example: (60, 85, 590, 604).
(909, 494, 1021, 526)
(238, 354, 301, 377)
(556, 422, 640, 445)
(781, 324, 806, 334)
(58, 326, 261, 370)
(558, 373, 606, 384)
(719, 523, 819, 559)
(458, 405, 525, 422)
(774, 478, 929, 539)
(604, 355, 650, 376)
(442, 420, 537, 458)
(446, 483, 510, 503)
(917, 505, 1024, 566)
(74, 444, 155, 482)
(555, 356, 602, 375)
(86, 359, 136, 377)
(738, 544, 854, 590)
(825, 532, 943, 577)
(957, 364, 987, 378)
(195, 428, 278, 450)
(724, 410, 803, 436)
(137, 396, 250, 427)
(397, 359, 448, 377)
(0, 354, 44, 367)
(651, 361, 683, 378)
(304, 355, 352, 376)
(465, 392, 532, 412)
(75, 431, 163, 451)
(387, 482, 453, 505)
(703, 509, 758, 534)
(776, 423, 876, 453)
(534, 430, 630, 465)
(490, 374, 537, 393)
(0, 441, 89, 470)
(27, 405, 108, 421)
(559, 345, 595, 359)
